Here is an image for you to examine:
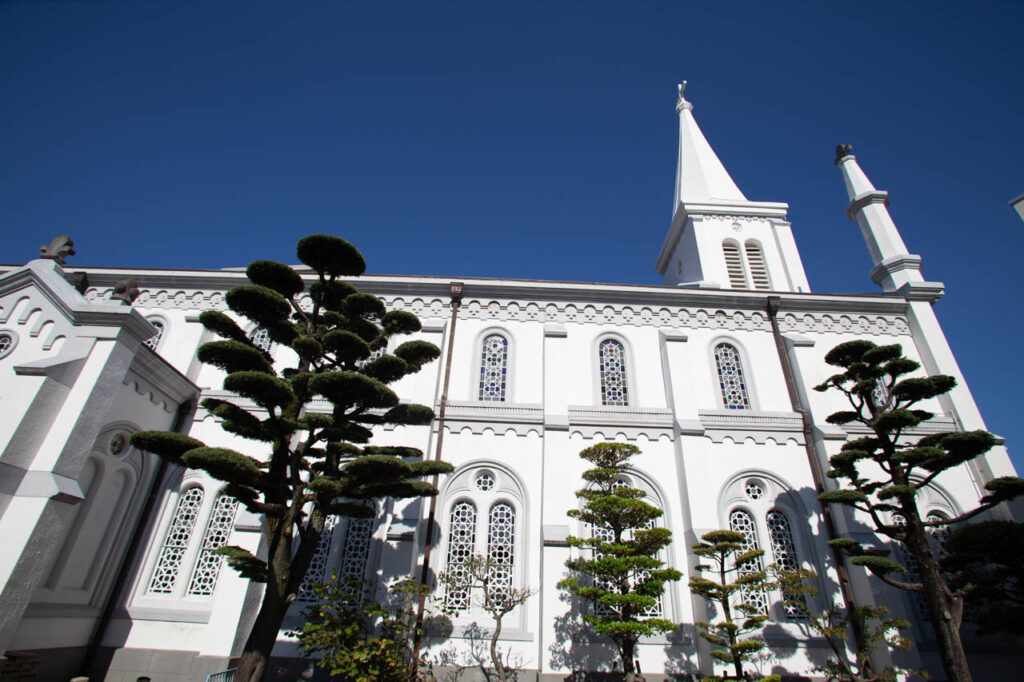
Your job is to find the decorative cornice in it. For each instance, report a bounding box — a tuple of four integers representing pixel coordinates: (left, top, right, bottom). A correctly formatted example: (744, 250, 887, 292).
(846, 189, 889, 220)
(697, 409, 805, 445)
(843, 413, 959, 438)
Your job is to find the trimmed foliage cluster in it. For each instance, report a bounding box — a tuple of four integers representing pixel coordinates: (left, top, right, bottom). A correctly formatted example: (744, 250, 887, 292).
(132, 235, 451, 682)
(814, 340, 1024, 682)
(559, 443, 682, 679)
(689, 530, 776, 681)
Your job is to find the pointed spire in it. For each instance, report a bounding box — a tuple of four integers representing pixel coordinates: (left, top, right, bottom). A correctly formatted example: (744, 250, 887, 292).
(673, 83, 746, 208)
(835, 145, 927, 293)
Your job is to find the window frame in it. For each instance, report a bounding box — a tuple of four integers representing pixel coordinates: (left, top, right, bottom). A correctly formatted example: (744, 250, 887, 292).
(592, 332, 635, 408)
(709, 337, 757, 411)
(471, 327, 514, 403)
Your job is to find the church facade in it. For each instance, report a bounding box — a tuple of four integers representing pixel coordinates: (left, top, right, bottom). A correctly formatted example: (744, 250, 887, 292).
(0, 88, 1018, 681)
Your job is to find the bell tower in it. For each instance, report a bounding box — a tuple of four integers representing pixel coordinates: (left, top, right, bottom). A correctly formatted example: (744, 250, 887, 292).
(655, 84, 810, 293)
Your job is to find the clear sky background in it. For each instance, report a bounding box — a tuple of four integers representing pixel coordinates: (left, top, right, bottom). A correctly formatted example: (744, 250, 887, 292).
(2, 2, 1022, 467)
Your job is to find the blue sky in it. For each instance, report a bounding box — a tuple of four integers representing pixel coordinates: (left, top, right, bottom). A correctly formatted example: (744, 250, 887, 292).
(2, 1, 1022, 467)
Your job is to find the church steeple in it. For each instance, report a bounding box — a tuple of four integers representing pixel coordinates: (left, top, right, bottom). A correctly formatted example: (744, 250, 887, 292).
(673, 82, 746, 208)
(835, 145, 931, 294)
(657, 84, 810, 293)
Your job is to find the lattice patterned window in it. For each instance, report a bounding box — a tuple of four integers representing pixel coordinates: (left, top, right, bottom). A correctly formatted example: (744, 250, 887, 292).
(144, 320, 164, 351)
(249, 326, 272, 352)
(745, 240, 771, 290)
(723, 240, 748, 288)
(296, 515, 339, 603)
(590, 505, 664, 618)
(475, 472, 495, 491)
(487, 503, 516, 606)
(356, 346, 385, 369)
(744, 480, 765, 500)
(729, 509, 768, 615)
(715, 343, 750, 409)
(340, 518, 373, 581)
(871, 377, 889, 410)
(148, 487, 205, 594)
(444, 501, 478, 610)
(186, 495, 239, 596)
(598, 338, 629, 406)
(766, 510, 806, 619)
(478, 334, 509, 402)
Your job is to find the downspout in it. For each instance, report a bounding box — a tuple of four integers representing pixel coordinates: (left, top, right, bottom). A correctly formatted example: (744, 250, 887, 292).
(81, 398, 196, 679)
(411, 281, 463, 666)
(765, 297, 869, 664)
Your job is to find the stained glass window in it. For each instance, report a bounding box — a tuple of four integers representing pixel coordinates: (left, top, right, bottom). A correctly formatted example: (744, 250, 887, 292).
(744, 480, 765, 500)
(249, 326, 272, 352)
(186, 495, 239, 596)
(444, 501, 477, 610)
(148, 487, 204, 594)
(475, 472, 495, 491)
(144, 320, 164, 351)
(766, 510, 806, 619)
(296, 515, 339, 603)
(729, 509, 768, 615)
(715, 343, 750, 410)
(599, 338, 629, 406)
(479, 334, 509, 401)
(487, 503, 515, 607)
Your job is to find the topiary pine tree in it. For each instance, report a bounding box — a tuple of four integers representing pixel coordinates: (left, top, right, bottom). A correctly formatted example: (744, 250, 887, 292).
(814, 339, 1024, 682)
(130, 235, 451, 682)
(558, 443, 682, 681)
(689, 530, 776, 681)
(940, 519, 1024, 636)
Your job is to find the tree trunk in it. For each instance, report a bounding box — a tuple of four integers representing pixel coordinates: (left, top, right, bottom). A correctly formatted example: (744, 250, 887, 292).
(235, 579, 288, 682)
(621, 638, 636, 676)
(490, 612, 506, 682)
(906, 520, 973, 682)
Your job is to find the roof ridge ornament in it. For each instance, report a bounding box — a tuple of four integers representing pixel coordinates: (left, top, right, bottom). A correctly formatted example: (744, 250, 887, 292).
(835, 144, 854, 165)
(40, 235, 75, 265)
(676, 81, 692, 112)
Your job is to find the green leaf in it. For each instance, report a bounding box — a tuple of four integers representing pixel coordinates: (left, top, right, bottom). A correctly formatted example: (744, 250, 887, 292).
(382, 310, 422, 335)
(198, 340, 274, 374)
(826, 411, 860, 425)
(343, 454, 413, 479)
(408, 460, 455, 476)
(818, 489, 868, 505)
(246, 260, 304, 298)
(393, 340, 441, 370)
(198, 310, 249, 343)
(824, 340, 875, 367)
(224, 371, 296, 410)
(382, 403, 434, 425)
(341, 293, 386, 320)
(361, 354, 408, 383)
(291, 337, 323, 361)
(182, 447, 264, 487)
(981, 477, 1024, 504)
(862, 344, 902, 366)
(296, 234, 366, 277)
(850, 555, 907, 575)
(225, 285, 291, 326)
(217, 545, 268, 582)
(310, 371, 399, 410)
(201, 398, 269, 442)
(130, 431, 206, 462)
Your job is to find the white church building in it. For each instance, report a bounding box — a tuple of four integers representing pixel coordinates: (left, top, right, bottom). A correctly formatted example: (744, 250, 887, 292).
(0, 87, 1018, 681)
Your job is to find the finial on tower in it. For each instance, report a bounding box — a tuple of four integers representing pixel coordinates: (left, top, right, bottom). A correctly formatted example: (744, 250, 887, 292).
(676, 81, 692, 112)
(834, 144, 853, 164)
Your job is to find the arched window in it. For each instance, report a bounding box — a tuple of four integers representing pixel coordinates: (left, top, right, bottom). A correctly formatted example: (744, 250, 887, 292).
(487, 503, 516, 604)
(598, 338, 629, 406)
(871, 377, 889, 410)
(729, 508, 769, 615)
(249, 326, 272, 352)
(722, 240, 748, 289)
(186, 495, 239, 596)
(766, 510, 806, 618)
(444, 501, 478, 610)
(295, 514, 377, 604)
(148, 487, 205, 594)
(744, 240, 771, 290)
(478, 334, 509, 402)
(714, 342, 750, 410)
(144, 319, 165, 351)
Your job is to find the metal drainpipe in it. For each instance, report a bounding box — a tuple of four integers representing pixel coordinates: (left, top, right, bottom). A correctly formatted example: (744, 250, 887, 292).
(765, 297, 870, 663)
(411, 281, 463, 667)
(81, 398, 196, 679)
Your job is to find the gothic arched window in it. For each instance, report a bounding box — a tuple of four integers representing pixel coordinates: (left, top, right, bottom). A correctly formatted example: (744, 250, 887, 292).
(729, 508, 769, 615)
(144, 319, 164, 351)
(714, 342, 750, 410)
(722, 240, 748, 289)
(744, 240, 771, 290)
(186, 495, 239, 596)
(598, 338, 629, 406)
(487, 503, 516, 604)
(478, 334, 509, 402)
(766, 510, 806, 618)
(148, 487, 205, 594)
(444, 500, 478, 610)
